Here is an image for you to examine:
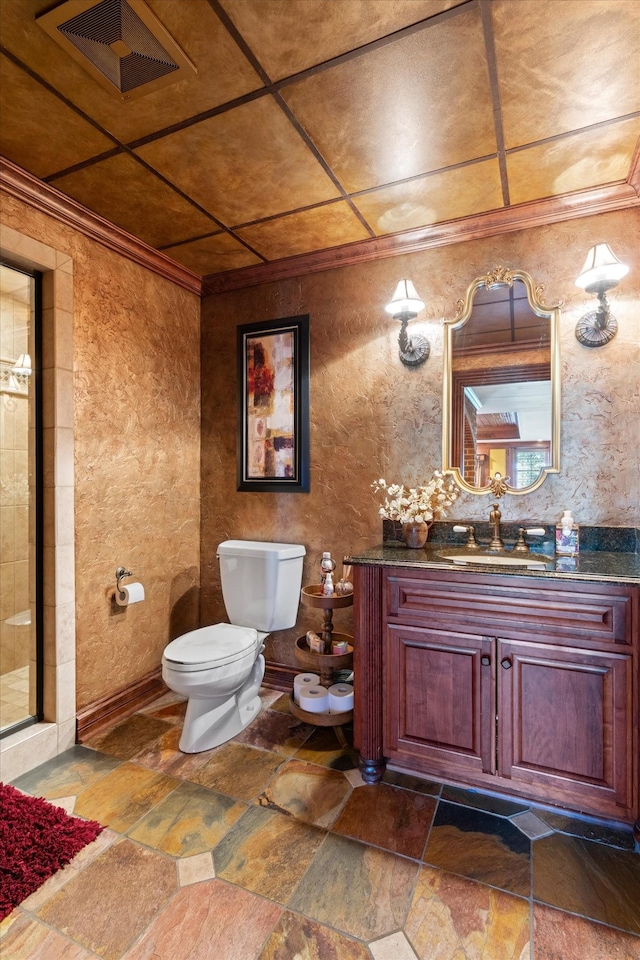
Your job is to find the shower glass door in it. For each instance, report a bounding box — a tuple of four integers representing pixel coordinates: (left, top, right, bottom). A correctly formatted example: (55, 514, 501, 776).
(0, 262, 42, 736)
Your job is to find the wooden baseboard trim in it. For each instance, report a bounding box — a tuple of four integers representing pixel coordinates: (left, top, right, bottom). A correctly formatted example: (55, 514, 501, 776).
(77, 660, 295, 738)
(77, 666, 167, 741)
(263, 661, 297, 693)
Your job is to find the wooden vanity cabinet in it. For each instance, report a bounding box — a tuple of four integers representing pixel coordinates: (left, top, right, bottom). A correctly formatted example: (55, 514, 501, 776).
(354, 565, 639, 827)
(385, 624, 496, 779)
(496, 638, 631, 815)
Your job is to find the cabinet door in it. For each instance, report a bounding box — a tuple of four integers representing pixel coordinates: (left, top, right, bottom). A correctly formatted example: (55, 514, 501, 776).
(385, 624, 495, 779)
(498, 640, 633, 819)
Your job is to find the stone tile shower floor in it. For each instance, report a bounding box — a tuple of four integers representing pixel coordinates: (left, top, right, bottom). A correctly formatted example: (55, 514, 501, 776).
(2, 688, 639, 960)
(0, 664, 30, 730)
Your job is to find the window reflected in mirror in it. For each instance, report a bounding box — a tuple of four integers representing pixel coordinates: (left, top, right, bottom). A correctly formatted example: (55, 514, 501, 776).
(443, 269, 560, 496)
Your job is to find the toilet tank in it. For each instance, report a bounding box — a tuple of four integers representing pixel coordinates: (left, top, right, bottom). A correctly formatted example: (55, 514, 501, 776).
(217, 540, 305, 632)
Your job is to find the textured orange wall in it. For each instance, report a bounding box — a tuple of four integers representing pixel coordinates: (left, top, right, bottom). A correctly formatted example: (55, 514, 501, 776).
(201, 209, 640, 623)
(1, 193, 201, 709)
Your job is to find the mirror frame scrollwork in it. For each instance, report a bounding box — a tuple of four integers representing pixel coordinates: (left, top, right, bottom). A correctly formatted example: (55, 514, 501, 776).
(442, 266, 561, 496)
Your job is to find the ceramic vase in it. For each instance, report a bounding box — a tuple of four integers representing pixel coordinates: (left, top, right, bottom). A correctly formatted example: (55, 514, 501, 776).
(401, 520, 432, 548)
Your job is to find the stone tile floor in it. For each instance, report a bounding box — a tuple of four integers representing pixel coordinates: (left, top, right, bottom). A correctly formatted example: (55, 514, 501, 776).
(2, 687, 640, 959)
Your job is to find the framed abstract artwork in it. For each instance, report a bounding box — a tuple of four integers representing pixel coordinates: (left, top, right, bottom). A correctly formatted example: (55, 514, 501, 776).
(237, 314, 310, 492)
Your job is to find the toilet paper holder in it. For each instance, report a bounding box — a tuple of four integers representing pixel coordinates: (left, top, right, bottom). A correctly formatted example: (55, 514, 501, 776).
(115, 566, 132, 601)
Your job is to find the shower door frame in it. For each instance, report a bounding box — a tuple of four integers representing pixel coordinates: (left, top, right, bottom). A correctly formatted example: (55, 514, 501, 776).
(0, 260, 44, 738)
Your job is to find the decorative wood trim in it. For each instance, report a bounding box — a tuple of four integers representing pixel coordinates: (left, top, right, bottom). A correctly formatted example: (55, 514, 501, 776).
(76, 666, 167, 740)
(4, 156, 636, 300)
(0, 156, 202, 296)
(459, 338, 548, 358)
(76, 658, 302, 739)
(203, 182, 639, 294)
(629, 137, 640, 197)
(353, 564, 386, 782)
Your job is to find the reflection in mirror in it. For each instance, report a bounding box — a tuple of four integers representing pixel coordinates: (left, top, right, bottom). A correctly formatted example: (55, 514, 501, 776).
(443, 268, 560, 496)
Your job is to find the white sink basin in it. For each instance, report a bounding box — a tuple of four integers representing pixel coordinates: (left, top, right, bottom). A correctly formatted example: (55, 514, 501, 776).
(438, 552, 549, 570)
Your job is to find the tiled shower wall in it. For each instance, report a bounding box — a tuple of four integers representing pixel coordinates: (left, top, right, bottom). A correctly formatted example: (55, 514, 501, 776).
(0, 224, 77, 778)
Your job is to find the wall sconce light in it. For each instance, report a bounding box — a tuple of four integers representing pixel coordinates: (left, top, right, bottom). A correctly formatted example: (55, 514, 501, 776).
(12, 353, 32, 376)
(384, 279, 429, 366)
(574, 243, 629, 347)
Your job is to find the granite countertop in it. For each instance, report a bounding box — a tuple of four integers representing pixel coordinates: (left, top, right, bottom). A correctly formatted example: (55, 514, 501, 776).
(346, 543, 640, 585)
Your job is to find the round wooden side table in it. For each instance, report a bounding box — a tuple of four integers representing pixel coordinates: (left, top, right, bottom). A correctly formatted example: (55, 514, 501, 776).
(289, 585, 354, 747)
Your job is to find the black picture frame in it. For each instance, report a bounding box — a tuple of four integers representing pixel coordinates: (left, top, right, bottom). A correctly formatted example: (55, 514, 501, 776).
(237, 314, 310, 492)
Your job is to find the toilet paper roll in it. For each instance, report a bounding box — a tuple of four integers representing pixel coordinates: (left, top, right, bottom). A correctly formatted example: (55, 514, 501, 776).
(293, 673, 320, 704)
(298, 685, 330, 714)
(328, 682, 354, 713)
(115, 582, 145, 607)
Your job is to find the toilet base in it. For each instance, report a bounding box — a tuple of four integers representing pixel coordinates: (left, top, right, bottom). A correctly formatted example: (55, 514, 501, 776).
(178, 654, 265, 753)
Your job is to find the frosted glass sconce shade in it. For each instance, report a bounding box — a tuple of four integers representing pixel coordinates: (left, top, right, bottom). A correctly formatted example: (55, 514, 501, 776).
(12, 353, 32, 375)
(384, 279, 426, 318)
(575, 243, 629, 292)
(385, 279, 429, 366)
(574, 244, 629, 348)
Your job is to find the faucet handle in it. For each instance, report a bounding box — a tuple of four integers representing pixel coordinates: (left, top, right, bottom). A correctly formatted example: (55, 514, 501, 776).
(513, 528, 529, 553)
(513, 527, 546, 553)
(453, 524, 480, 549)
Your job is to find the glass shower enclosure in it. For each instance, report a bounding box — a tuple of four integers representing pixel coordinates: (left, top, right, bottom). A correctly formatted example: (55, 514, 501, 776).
(0, 261, 42, 736)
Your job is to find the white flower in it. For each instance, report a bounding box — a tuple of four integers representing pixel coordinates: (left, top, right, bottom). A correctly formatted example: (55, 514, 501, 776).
(371, 472, 460, 523)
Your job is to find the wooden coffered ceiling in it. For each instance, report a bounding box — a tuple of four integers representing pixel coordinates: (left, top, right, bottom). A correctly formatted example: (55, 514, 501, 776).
(1, 0, 639, 293)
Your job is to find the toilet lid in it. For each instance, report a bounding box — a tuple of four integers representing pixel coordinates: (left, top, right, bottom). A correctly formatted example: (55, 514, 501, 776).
(163, 623, 258, 671)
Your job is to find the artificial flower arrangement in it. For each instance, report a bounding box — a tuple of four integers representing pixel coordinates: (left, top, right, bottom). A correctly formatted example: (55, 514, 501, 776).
(371, 471, 460, 524)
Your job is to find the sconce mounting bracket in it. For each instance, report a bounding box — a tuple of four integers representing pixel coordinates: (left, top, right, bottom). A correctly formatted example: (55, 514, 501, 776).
(575, 310, 618, 347)
(399, 333, 430, 366)
(575, 289, 618, 347)
(397, 317, 429, 366)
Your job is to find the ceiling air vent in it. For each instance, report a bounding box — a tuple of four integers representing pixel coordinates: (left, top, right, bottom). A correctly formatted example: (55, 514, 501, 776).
(37, 0, 196, 100)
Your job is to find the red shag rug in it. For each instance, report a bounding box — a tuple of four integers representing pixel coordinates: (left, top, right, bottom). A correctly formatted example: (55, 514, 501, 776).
(0, 782, 104, 920)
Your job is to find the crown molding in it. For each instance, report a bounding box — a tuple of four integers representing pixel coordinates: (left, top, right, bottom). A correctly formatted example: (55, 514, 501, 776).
(629, 137, 640, 198)
(0, 156, 202, 296)
(202, 181, 639, 295)
(2, 155, 636, 299)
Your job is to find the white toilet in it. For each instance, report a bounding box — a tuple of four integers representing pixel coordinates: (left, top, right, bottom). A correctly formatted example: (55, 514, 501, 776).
(162, 539, 305, 753)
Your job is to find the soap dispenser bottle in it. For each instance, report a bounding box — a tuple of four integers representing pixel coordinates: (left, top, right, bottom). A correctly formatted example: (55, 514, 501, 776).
(555, 510, 579, 556)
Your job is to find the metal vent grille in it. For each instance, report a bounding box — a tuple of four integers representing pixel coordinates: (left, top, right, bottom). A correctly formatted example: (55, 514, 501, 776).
(37, 0, 196, 100)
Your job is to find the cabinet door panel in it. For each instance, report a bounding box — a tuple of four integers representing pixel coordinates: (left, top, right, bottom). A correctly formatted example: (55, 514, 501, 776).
(385, 625, 495, 778)
(498, 640, 633, 818)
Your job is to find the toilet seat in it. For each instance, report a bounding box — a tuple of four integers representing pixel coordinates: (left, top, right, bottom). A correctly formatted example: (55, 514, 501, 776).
(163, 623, 258, 673)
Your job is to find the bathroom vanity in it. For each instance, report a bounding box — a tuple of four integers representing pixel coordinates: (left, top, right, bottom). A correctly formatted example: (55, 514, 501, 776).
(348, 264, 640, 836)
(348, 545, 640, 837)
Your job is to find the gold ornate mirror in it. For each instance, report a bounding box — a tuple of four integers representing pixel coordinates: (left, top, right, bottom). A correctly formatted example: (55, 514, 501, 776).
(443, 267, 561, 496)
